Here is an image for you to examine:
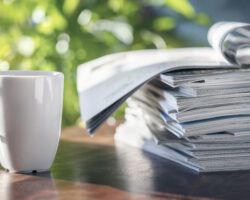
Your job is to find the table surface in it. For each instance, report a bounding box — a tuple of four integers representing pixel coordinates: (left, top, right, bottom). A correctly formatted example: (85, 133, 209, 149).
(1, 121, 250, 200)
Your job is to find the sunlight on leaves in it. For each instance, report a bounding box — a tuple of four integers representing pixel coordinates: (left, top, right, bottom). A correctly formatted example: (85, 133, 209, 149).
(0, 0, 206, 126)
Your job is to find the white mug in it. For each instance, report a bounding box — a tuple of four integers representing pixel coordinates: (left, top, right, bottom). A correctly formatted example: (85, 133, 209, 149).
(0, 71, 64, 173)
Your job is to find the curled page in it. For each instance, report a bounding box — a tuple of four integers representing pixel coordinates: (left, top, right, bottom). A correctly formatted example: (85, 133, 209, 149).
(77, 22, 250, 134)
(208, 21, 250, 65)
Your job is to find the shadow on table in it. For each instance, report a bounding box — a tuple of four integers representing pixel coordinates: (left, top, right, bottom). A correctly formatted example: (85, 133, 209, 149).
(48, 139, 250, 200)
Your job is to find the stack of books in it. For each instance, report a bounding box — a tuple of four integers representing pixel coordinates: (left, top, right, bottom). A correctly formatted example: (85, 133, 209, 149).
(77, 22, 250, 172)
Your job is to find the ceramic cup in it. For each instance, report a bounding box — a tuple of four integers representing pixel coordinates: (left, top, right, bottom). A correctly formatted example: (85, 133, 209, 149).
(0, 71, 64, 173)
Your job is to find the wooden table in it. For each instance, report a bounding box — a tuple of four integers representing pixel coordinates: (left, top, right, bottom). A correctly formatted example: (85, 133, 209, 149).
(1, 121, 250, 200)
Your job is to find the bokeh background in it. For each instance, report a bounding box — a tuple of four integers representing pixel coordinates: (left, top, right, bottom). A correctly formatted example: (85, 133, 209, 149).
(1, 0, 249, 127)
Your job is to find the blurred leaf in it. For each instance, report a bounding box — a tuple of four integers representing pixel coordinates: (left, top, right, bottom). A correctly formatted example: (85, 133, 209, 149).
(108, 0, 125, 12)
(165, 0, 195, 18)
(196, 13, 211, 26)
(63, 0, 79, 15)
(37, 8, 67, 34)
(141, 30, 167, 49)
(153, 17, 176, 31)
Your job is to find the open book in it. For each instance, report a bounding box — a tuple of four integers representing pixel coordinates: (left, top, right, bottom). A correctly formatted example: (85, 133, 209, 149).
(77, 22, 250, 133)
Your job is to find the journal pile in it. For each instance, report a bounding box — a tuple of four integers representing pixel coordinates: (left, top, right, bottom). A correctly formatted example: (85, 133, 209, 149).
(77, 22, 250, 172)
(115, 68, 250, 172)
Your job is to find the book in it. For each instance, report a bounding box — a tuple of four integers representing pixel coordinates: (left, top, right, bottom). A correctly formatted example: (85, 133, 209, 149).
(77, 21, 250, 172)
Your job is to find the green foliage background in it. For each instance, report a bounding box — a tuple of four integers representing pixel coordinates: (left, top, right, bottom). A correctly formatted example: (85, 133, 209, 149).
(0, 0, 210, 127)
